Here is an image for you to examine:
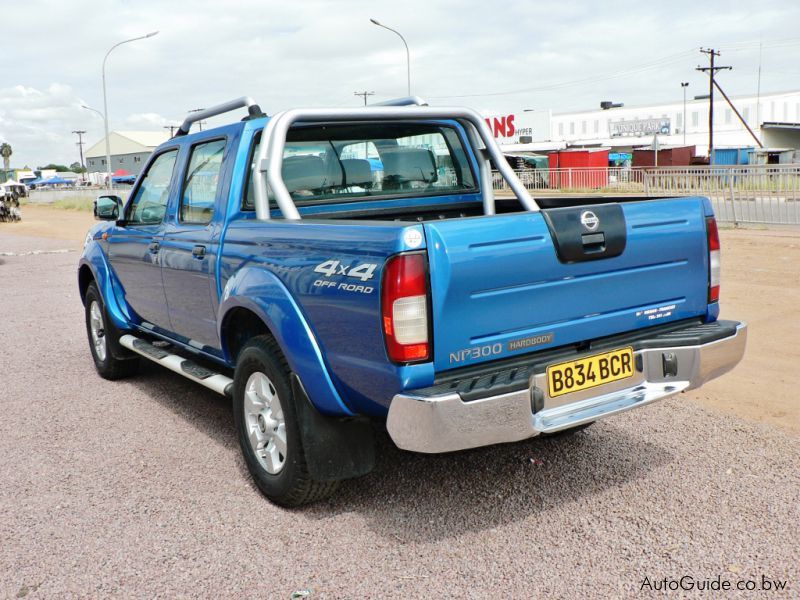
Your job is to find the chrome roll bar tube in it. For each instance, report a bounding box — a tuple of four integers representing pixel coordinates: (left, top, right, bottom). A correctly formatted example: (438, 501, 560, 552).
(252, 105, 537, 220)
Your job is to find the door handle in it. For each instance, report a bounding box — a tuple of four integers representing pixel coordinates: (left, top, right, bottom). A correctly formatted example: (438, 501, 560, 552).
(148, 241, 160, 254)
(192, 245, 206, 259)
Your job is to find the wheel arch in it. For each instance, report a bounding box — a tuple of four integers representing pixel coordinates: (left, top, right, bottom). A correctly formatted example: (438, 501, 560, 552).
(217, 267, 354, 417)
(78, 263, 95, 305)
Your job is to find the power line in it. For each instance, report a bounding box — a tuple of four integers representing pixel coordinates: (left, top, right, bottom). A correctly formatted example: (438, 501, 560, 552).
(164, 124, 177, 137)
(354, 91, 375, 106)
(428, 49, 697, 99)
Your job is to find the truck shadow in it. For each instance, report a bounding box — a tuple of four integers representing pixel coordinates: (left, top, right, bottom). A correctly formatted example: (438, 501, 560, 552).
(309, 424, 674, 543)
(130, 362, 673, 543)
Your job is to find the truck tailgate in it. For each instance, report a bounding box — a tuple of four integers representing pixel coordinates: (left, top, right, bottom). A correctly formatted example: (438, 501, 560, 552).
(424, 197, 710, 371)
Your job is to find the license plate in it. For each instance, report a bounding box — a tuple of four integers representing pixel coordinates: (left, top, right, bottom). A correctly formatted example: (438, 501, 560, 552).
(547, 347, 635, 398)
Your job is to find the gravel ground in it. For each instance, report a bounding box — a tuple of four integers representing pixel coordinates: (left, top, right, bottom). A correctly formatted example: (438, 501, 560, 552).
(0, 233, 798, 598)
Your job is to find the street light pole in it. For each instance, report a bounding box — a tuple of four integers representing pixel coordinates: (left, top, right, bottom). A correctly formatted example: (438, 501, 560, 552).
(102, 31, 159, 190)
(370, 19, 410, 96)
(681, 82, 689, 145)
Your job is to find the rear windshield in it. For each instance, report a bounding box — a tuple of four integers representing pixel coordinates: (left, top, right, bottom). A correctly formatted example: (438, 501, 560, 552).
(244, 122, 476, 210)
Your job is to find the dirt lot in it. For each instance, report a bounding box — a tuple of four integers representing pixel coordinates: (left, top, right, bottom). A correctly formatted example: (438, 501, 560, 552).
(0, 208, 798, 597)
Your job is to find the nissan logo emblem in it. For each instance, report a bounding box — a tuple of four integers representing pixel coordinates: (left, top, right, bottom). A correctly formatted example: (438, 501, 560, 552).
(581, 211, 600, 231)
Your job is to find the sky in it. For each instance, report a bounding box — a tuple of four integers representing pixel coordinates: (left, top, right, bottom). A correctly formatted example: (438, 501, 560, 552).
(2, 0, 800, 168)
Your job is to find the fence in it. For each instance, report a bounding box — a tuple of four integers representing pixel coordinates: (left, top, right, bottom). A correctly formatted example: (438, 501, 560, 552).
(492, 165, 800, 225)
(492, 167, 644, 193)
(642, 165, 800, 225)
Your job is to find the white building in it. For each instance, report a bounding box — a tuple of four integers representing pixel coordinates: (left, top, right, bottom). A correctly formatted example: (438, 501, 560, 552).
(85, 131, 170, 176)
(496, 90, 800, 158)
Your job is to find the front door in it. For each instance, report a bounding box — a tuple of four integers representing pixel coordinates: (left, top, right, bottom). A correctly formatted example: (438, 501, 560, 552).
(161, 138, 227, 348)
(107, 148, 179, 330)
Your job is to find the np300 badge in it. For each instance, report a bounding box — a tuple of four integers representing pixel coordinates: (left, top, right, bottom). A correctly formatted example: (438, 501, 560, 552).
(580, 210, 600, 231)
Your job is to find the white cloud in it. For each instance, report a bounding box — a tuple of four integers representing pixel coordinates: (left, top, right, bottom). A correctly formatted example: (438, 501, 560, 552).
(1, 0, 799, 167)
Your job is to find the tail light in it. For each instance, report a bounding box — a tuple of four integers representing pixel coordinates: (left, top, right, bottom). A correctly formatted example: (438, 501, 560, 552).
(381, 253, 430, 363)
(706, 217, 720, 302)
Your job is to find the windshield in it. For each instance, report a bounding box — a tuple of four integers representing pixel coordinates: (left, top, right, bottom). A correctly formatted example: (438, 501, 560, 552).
(244, 122, 476, 210)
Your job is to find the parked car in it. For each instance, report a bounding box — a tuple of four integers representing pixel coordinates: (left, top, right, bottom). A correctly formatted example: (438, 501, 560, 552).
(78, 96, 747, 506)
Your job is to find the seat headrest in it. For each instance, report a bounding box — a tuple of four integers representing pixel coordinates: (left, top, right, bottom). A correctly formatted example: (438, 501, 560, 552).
(282, 155, 330, 193)
(341, 159, 372, 188)
(381, 147, 438, 185)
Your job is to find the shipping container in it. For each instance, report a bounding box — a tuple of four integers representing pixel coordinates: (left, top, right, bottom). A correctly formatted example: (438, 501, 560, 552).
(548, 149, 609, 188)
(712, 147, 753, 165)
(633, 145, 696, 167)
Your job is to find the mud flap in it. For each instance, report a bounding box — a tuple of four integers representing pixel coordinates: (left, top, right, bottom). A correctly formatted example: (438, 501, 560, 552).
(291, 374, 375, 482)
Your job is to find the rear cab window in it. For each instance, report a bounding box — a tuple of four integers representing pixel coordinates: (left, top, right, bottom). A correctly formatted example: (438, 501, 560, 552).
(243, 122, 476, 211)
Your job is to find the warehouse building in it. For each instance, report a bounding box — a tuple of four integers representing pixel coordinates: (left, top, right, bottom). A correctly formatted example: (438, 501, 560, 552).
(84, 131, 170, 176)
(494, 90, 800, 162)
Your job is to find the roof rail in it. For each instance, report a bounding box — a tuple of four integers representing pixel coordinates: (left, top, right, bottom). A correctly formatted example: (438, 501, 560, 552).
(174, 96, 265, 137)
(368, 96, 429, 107)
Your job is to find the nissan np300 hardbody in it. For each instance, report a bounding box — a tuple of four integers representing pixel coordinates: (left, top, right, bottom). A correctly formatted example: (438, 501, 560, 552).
(79, 97, 747, 506)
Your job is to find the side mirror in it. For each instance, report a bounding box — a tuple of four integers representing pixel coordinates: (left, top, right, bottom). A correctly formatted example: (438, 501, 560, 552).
(94, 195, 123, 221)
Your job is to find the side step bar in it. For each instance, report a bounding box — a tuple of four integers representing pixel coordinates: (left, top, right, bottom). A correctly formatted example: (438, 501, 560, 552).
(119, 334, 233, 397)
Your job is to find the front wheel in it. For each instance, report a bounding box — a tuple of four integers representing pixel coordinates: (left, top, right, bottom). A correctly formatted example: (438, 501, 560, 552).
(232, 335, 338, 506)
(84, 282, 139, 380)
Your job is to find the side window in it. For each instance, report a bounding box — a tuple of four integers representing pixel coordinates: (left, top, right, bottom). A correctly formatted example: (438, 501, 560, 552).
(181, 139, 226, 224)
(127, 149, 178, 225)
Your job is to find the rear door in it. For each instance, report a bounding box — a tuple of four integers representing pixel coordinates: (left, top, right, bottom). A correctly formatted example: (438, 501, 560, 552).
(107, 148, 179, 329)
(424, 197, 710, 371)
(160, 137, 228, 348)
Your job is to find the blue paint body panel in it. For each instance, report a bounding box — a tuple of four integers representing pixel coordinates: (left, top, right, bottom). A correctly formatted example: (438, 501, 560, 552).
(424, 197, 711, 371)
(79, 114, 717, 419)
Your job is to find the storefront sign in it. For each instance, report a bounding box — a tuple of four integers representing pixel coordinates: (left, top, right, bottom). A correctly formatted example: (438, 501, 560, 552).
(610, 118, 671, 137)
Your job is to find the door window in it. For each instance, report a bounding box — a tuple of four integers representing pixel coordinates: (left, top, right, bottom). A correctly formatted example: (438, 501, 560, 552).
(127, 149, 178, 225)
(181, 139, 226, 224)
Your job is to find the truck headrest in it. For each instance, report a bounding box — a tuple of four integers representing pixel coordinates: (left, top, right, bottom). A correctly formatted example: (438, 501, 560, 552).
(282, 155, 332, 194)
(381, 147, 438, 187)
(341, 159, 373, 188)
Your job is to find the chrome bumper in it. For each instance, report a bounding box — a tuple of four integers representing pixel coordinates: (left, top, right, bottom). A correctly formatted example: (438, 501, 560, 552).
(387, 322, 747, 453)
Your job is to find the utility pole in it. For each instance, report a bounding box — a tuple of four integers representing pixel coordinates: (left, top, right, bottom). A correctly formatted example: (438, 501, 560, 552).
(163, 124, 177, 137)
(697, 48, 731, 164)
(354, 92, 375, 159)
(354, 91, 375, 106)
(72, 130, 87, 171)
(188, 108, 206, 131)
(680, 82, 689, 145)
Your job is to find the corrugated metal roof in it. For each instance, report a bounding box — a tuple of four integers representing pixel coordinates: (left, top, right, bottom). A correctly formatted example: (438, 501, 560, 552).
(85, 130, 170, 158)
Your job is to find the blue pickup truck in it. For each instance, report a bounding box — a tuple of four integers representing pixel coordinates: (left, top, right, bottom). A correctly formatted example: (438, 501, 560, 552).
(79, 96, 746, 506)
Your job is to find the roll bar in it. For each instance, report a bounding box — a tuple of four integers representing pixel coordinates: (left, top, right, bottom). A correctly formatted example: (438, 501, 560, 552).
(175, 96, 265, 137)
(252, 103, 537, 220)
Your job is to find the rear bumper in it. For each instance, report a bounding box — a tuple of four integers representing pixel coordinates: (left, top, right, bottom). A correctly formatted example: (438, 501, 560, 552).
(387, 321, 747, 453)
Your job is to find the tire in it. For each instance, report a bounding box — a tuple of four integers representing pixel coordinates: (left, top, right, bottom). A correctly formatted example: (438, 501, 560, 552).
(84, 282, 140, 380)
(232, 335, 339, 507)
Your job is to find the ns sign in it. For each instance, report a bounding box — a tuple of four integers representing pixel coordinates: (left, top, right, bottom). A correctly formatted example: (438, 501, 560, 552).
(485, 114, 516, 138)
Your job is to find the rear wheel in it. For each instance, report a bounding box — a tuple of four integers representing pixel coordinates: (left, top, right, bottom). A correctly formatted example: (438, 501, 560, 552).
(233, 335, 338, 506)
(84, 282, 139, 380)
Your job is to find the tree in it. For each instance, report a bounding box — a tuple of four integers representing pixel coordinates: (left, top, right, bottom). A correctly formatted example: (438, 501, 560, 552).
(69, 162, 87, 173)
(0, 143, 12, 171)
(38, 163, 72, 172)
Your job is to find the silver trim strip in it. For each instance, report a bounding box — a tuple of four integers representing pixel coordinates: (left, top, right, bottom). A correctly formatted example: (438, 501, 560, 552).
(387, 322, 747, 453)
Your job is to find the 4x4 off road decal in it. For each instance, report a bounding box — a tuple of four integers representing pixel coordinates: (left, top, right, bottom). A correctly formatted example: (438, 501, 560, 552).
(312, 259, 378, 294)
